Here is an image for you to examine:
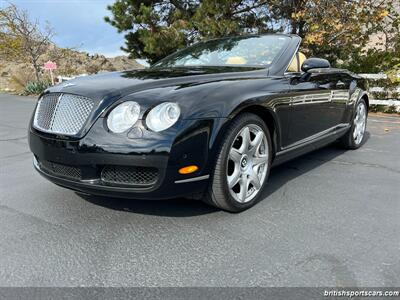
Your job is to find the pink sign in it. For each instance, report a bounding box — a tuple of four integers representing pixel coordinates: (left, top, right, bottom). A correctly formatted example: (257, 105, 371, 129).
(44, 61, 57, 71)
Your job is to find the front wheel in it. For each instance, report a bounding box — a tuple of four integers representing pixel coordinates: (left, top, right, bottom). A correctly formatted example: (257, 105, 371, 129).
(203, 113, 272, 212)
(340, 99, 368, 149)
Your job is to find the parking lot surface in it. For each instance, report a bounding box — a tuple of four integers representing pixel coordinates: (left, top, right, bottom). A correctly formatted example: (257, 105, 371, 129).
(0, 93, 399, 287)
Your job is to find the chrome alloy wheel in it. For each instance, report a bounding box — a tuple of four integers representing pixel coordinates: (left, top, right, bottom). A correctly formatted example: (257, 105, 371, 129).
(226, 124, 269, 203)
(353, 102, 367, 145)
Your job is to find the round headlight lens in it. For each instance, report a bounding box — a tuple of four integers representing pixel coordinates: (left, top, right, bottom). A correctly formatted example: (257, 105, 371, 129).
(146, 102, 181, 132)
(107, 101, 140, 133)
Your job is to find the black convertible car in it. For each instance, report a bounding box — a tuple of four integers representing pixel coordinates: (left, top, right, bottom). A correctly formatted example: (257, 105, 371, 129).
(29, 34, 368, 212)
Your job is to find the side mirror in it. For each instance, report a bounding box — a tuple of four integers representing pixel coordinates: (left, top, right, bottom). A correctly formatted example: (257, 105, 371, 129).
(301, 58, 330, 72)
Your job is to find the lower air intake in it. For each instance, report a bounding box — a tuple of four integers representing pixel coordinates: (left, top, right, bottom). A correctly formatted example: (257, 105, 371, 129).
(101, 166, 158, 186)
(39, 160, 81, 180)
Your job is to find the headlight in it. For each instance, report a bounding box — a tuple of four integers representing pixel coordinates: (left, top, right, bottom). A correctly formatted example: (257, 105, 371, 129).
(146, 102, 181, 132)
(107, 101, 140, 133)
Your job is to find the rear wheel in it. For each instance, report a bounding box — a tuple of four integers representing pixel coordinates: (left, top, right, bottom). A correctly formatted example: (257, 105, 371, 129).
(340, 99, 368, 149)
(203, 113, 272, 212)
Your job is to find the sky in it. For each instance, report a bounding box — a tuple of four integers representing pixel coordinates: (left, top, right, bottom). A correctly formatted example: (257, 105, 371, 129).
(0, 0, 126, 57)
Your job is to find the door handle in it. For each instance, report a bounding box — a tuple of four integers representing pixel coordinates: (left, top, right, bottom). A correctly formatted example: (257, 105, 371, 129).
(336, 81, 346, 89)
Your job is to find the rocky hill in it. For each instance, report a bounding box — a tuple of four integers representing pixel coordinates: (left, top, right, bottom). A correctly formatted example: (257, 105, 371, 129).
(0, 45, 143, 92)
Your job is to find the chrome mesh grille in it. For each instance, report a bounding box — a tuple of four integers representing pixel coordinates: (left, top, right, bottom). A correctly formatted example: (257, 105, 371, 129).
(38, 159, 81, 180)
(33, 93, 94, 135)
(101, 166, 159, 186)
(51, 163, 81, 180)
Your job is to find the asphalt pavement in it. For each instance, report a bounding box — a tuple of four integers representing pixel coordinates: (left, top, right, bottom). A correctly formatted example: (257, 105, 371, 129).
(0, 93, 399, 287)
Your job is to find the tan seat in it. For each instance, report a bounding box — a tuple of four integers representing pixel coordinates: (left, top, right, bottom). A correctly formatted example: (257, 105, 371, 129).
(225, 56, 247, 65)
(287, 52, 307, 72)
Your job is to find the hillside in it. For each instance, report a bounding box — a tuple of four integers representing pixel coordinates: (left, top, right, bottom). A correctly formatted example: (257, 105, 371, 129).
(0, 45, 143, 92)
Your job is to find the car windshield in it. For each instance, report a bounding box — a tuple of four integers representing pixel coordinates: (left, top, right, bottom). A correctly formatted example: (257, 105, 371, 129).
(152, 35, 290, 69)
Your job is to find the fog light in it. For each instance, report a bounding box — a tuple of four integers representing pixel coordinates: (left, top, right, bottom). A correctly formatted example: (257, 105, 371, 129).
(179, 165, 199, 174)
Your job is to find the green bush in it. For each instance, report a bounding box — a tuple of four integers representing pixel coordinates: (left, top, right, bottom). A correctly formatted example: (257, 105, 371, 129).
(370, 91, 389, 100)
(370, 104, 400, 114)
(24, 81, 50, 95)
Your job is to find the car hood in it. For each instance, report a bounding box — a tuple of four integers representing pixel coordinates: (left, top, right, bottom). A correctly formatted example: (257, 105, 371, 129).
(45, 66, 268, 102)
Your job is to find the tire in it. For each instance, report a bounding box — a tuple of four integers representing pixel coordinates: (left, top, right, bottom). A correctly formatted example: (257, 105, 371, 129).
(340, 98, 368, 149)
(203, 113, 272, 212)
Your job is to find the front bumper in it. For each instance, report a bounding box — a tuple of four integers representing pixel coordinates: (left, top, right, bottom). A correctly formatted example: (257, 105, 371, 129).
(29, 117, 221, 199)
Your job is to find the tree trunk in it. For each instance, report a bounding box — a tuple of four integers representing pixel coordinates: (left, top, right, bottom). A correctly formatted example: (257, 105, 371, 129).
(298, 21, 305, 38)
(291, 22, 298, 34)
(32, 59, 41, 81)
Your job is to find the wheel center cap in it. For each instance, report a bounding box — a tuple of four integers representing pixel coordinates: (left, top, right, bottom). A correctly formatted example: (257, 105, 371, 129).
(241, 156, 248, 169)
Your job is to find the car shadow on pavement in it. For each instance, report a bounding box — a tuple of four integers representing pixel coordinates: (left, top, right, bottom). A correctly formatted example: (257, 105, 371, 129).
(79, 193, 219, 217)
(260, 132, 370, 201)
(78, 133, 370, 217)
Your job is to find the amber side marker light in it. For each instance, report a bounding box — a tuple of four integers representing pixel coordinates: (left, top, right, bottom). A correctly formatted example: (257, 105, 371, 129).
(179, 165, 199, 174)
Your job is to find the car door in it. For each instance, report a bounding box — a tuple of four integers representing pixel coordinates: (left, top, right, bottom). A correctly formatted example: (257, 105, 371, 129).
(284, 57, 347, 146)
(329, 72, 352, 123)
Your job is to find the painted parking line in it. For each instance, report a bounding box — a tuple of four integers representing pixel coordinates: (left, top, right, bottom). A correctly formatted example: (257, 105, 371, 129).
(368, 114, 400, 120)
(368, 118, 400, 124)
